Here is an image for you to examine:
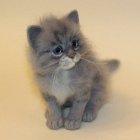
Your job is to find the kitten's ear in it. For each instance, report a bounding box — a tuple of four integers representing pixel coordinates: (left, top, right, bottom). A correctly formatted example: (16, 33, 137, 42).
(67, 10, 79, 24)
(27, 25, 42, 48)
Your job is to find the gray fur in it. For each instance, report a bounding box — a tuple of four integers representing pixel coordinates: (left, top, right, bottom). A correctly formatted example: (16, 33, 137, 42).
(67, 10, 79, 24)
(27, 10, 120, 130)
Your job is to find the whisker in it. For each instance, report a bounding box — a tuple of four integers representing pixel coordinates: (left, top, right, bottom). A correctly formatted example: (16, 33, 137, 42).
(42, 61, 58, 69)
(70, 79, 89, 83)
(81, 58, 107, 65)
(80, 50, 90, 56)
(81, 57, 105, 74)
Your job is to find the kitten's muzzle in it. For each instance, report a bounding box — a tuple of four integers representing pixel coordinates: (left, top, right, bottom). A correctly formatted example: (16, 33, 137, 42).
(59, 53, 81, 70)
(66, 49, 76, 58)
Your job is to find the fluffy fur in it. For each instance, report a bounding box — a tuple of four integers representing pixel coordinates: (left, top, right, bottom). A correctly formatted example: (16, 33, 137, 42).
(27, 10, 120, 130)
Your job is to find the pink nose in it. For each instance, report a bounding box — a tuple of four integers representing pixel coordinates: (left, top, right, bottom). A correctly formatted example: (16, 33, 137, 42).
(67, 49, 76, 58)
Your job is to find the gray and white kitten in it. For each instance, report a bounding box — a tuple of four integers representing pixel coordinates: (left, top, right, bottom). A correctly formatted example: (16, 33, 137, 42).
(27, 10, 120, 130)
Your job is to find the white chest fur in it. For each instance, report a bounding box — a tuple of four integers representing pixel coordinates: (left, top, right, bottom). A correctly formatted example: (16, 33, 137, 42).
(50, 70, 73, 105)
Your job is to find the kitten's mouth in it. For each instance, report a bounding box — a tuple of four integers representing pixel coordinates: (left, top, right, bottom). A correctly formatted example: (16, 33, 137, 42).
(59, 53, 81, 70)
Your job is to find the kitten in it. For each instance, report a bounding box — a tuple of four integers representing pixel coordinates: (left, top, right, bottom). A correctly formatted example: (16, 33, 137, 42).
(27, 10, 120, 130)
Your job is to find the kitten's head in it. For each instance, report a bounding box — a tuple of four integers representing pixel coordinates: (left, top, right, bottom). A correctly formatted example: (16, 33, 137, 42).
(27, 10, 90, 73)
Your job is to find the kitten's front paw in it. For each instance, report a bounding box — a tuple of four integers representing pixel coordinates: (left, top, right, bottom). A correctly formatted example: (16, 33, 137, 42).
(45, 111, 63, 130)
(82, 109, 97, 122)
(64, 119, 81, 130)
(46, 117, 63, 130)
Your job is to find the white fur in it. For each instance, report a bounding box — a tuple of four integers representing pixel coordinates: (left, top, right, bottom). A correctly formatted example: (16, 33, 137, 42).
(51, 70, 74, 104)
(59, 53, 81, 70)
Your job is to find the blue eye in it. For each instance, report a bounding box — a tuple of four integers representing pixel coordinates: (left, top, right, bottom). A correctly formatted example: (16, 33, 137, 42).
(52, 45, 63, 57)
(72, 40, 80, 50)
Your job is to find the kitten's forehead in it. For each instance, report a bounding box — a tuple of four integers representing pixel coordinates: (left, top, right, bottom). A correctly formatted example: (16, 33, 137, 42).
(40, 17, 79, 43)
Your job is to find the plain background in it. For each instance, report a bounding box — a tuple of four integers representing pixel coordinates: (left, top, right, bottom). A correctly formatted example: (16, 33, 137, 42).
(0, 0, 140, 140)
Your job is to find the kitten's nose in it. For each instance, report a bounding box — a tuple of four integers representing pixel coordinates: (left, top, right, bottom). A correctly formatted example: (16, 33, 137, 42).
(66, 49, 76, 58)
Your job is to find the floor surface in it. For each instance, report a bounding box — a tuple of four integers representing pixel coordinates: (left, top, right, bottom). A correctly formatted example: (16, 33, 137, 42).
(0, 0, 140, 140)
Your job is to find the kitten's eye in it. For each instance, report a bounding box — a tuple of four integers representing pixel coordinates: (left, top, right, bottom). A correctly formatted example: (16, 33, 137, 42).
(72, 40, 80, 50)
(52, 45, 63, 57)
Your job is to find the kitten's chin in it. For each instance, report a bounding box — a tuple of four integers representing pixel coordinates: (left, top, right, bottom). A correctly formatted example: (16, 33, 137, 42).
(60, 62, 76, 70)
(59, 53, 81, 70)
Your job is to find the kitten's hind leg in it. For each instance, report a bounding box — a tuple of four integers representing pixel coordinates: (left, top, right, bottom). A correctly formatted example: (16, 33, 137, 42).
(82, 102, 97, 122)
(82, 87, 107, 122)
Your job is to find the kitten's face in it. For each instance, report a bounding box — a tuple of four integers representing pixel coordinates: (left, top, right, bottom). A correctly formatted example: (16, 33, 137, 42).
(28, 10, 87, 71)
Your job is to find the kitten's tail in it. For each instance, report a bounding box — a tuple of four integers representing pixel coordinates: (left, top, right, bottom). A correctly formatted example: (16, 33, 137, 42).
(103, 59, 120, 73)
